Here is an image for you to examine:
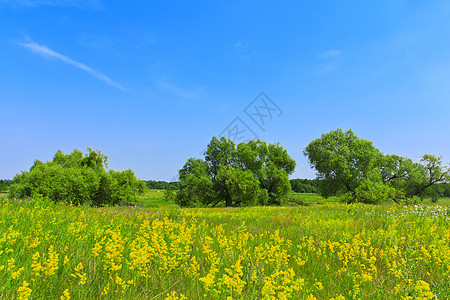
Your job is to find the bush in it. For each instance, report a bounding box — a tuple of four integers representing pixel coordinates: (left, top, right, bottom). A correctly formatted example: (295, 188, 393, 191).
(352, 180, 396, 204)
(8, 148, 147, 206)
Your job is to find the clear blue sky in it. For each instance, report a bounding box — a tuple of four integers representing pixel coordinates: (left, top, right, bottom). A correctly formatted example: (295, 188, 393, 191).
(1, 1, 449, 181)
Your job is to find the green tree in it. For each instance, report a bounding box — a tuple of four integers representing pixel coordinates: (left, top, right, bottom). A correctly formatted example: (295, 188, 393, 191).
(304, 129, 382, 200)
(176, 137, 295, 207)
(236, 140, 296, 204)
(215, 166, 261, 207)
(382, 154, 450, 202)
(8, 148, 147, 206)
(176, 158, 214, 207)
(304, 128, 449, 204)
(164, 184, 175, 201)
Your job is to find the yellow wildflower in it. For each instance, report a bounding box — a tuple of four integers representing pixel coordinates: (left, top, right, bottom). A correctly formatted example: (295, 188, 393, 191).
(17, 281, 32, 300)
(60, 289, 70, 300)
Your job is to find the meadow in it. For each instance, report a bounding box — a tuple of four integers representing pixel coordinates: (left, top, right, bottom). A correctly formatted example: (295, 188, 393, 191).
(0, 193, 449, 299)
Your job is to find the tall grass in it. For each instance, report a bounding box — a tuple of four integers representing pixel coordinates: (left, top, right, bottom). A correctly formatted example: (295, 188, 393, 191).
(0, 196, 448, 299)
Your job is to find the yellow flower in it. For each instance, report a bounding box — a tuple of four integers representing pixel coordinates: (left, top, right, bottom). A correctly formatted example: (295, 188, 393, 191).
(43, 245, 59, 276)
(12, 267, 24, 279)
(60, 289, 70, 300)
(360, 273, 373, 283)
(164, 291, 187, 300)
(7, 258, 15, 270)
(92, 242, 102, 257)
(71, 262, 87, 285)
(31, 252, 44, 277)
(17, 281, 32, 300)
(412, 280, 436, 299)
(330, 295, 346, 300)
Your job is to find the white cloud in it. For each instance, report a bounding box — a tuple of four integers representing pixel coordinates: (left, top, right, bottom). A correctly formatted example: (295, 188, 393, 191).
(18, 40, 125, 91)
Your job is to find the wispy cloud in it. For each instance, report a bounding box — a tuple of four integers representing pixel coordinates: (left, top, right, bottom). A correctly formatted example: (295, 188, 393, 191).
(157, 81, 203, 100)
(18, 40, 125, 91)
(317, 49, 343, 74)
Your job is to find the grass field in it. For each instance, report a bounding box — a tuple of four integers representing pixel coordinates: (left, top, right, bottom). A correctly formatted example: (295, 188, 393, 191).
(0, 194, 449, 299)
(133, 189, 178, 209)
(135, 189, 450, 208)
(133, 190, 338, 208)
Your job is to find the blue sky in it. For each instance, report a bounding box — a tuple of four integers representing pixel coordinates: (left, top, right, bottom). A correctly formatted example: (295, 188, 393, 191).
(1, 1, 449, 181)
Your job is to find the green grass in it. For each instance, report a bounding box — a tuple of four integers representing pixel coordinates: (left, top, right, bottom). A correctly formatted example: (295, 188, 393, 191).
(288, 192, 450, 207)
(132, 189, 178, 208)
(135, 191, 339, 208)
(0, 197, 449, 299)
(288, 192, 339, 205)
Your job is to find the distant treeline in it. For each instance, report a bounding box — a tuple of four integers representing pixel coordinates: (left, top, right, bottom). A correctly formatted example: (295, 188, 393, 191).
(436, 183, 450, 197)
(288, 180, 450, 197)
(0, 179, 12, 192)
(146, 179, 450, 196)
(144, 179, 321, 193)
(5, 177, 320, 194)
(289, 179, 319, 193)
(3, 176, 450, 197)
(145, 180, 179, 190)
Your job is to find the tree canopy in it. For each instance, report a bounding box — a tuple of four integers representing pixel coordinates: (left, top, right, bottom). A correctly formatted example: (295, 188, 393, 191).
(176, 137, 296, 207)
(8, 148, 147, 206)
(304, 129, 449, 203)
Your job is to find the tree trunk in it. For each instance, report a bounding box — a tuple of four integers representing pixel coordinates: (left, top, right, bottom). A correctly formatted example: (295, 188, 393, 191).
(225, 191, 232, 207)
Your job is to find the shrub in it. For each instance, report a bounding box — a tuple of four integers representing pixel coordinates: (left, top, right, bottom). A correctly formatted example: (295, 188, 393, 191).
(8, 148, 146, 206)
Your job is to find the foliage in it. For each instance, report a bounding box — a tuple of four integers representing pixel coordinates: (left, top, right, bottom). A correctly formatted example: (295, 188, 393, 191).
(435, 183, 450, 197)
(146, 180, 179, 190)
(163, 185, 176, 202)
(304, 129, 382, 200)
(176, 158, 215, 207)
(382, 154, 450, 203)
(216, 166, 262, 206)
(290, 178, 319, 193)
(176, 137, 296, 207)
(8, 148, 147, 206)
(0, 198, 448, 299)
(0, 179, 11, 192)
(304, 129, 450, 204)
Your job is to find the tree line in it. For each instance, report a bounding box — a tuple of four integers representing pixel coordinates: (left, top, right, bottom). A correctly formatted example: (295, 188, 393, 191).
(6, 176, 449, 197)
(289, 179, 319, 193)
(145, 179, 319, 193)
(4, 129, 449, 207)
(146, 180, 179, 190)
